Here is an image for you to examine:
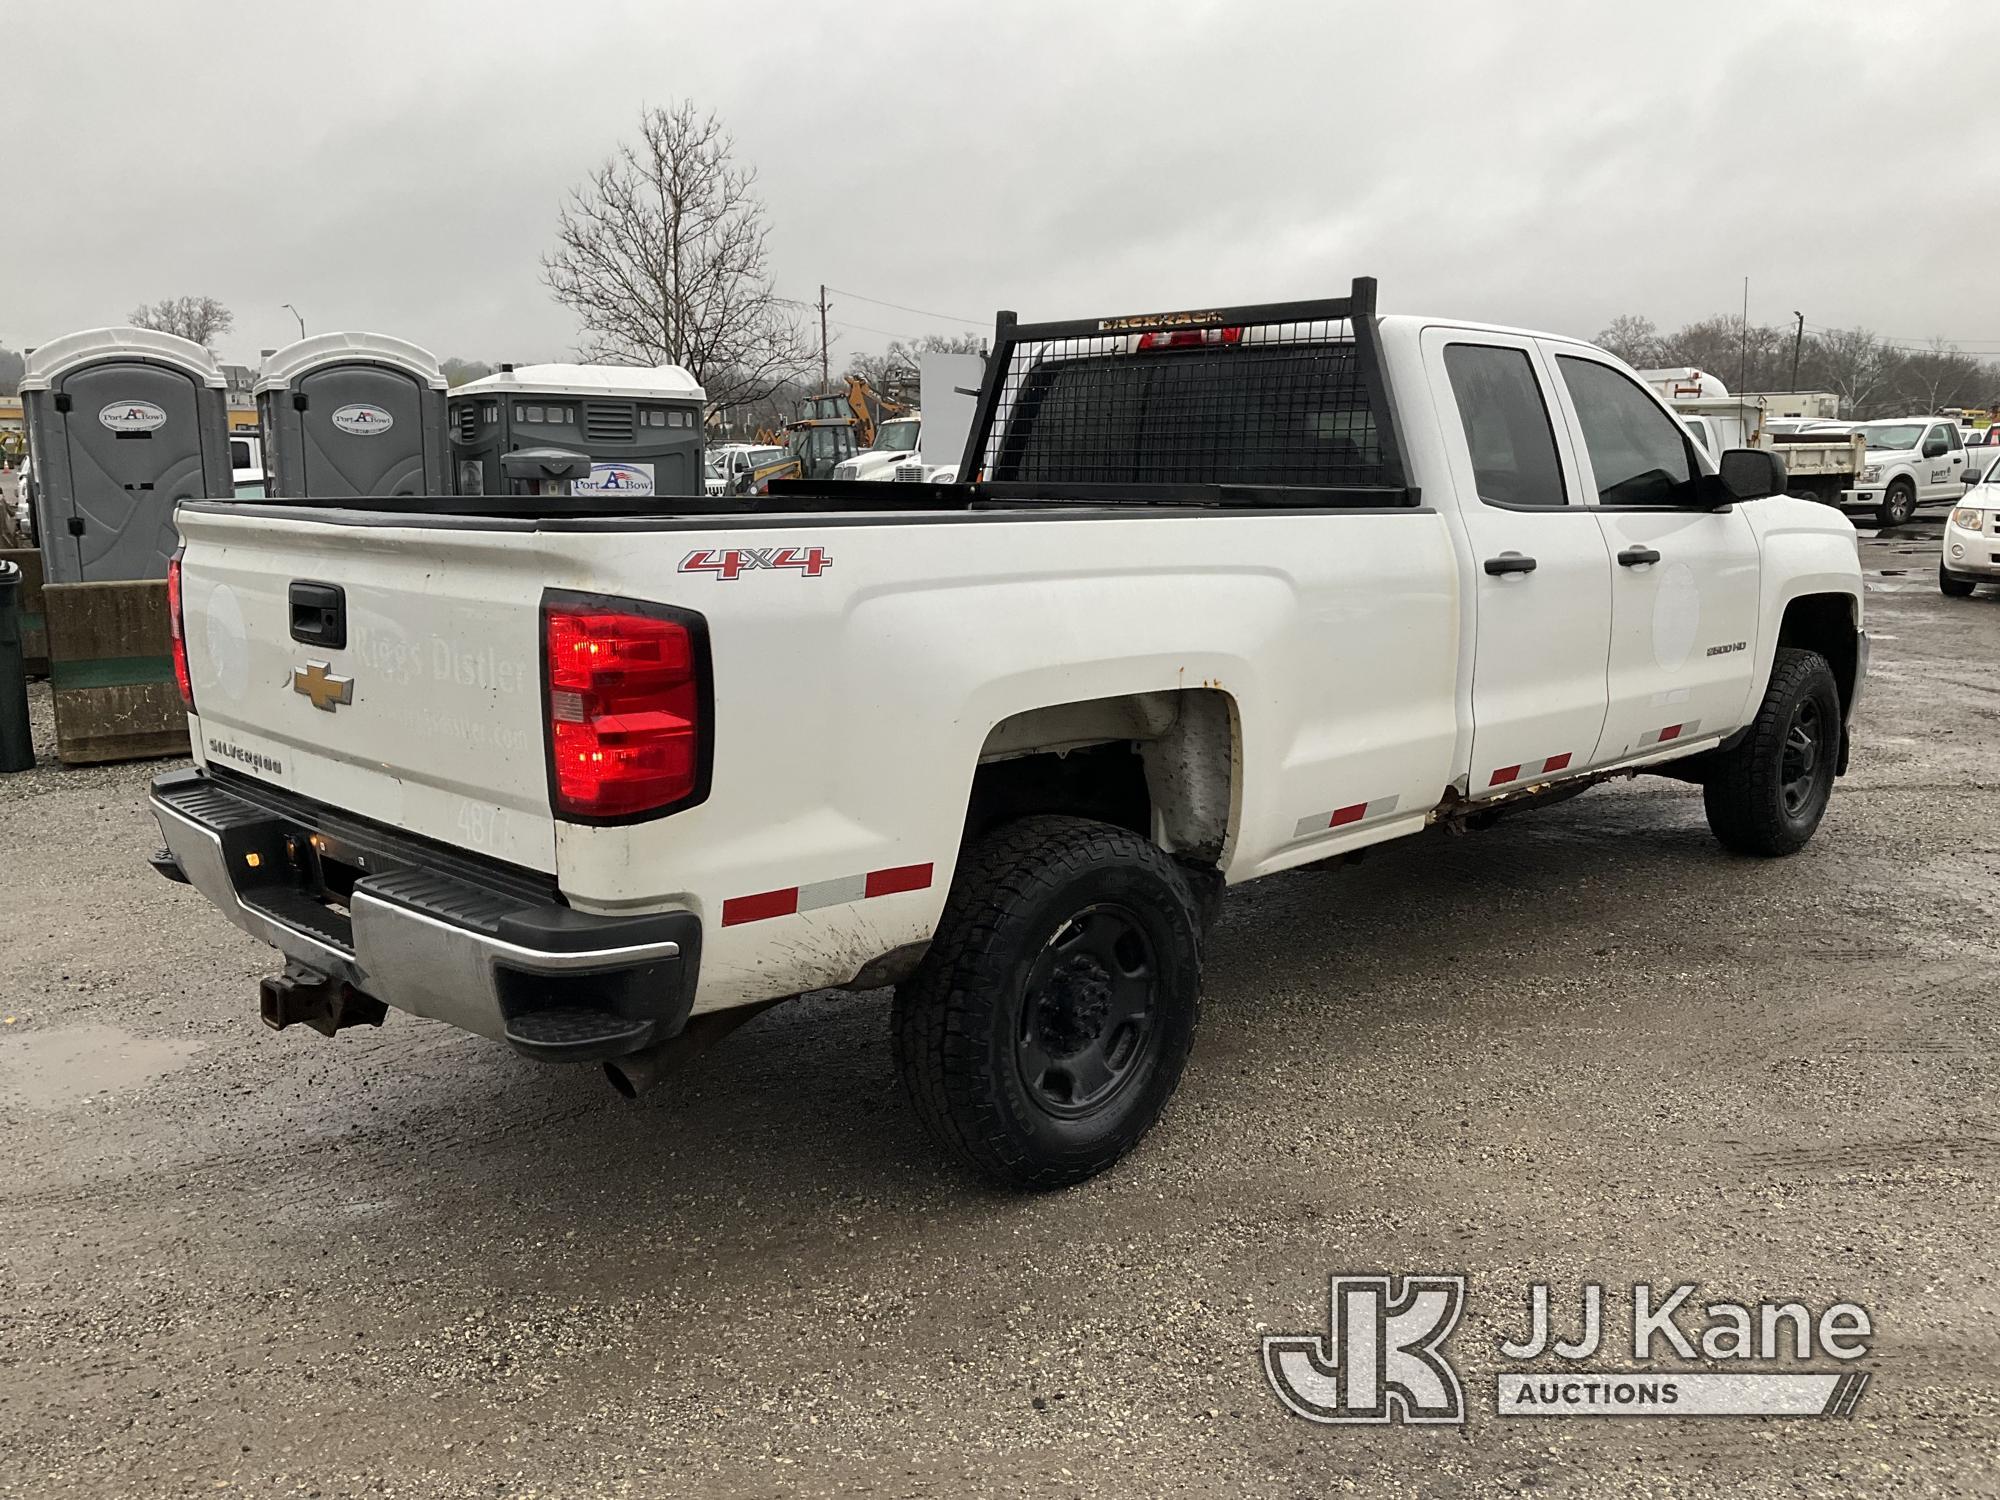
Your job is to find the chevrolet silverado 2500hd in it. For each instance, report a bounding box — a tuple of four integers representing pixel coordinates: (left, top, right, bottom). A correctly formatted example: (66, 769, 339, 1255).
(150, 279, 1866, 1189)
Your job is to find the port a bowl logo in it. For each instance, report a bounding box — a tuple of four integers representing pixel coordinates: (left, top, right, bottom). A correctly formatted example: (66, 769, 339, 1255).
(331, 403, 394, 437)
(98, 401, 167, 433)
(573, 461, 656, 497)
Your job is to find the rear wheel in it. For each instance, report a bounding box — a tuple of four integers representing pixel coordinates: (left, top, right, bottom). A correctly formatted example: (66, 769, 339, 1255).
(892, 815, 1203, 1189)
(1877, 478, 1917, 528)
(1703, 648, 1841, 857)
(1940, 563, 1976, 598)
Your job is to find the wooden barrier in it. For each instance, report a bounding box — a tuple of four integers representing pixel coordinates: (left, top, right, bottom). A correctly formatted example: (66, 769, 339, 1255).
(0, 548, 47, 676)
(43, 579, 190, 766)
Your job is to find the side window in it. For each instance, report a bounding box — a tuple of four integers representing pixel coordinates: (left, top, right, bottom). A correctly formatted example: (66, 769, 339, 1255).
(1556, 356, 1694, 506)
(1441, 344, 1567, 507)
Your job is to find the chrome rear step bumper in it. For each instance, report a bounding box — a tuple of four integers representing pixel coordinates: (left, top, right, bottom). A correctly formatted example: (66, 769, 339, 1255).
(148, 768, 701, 1062)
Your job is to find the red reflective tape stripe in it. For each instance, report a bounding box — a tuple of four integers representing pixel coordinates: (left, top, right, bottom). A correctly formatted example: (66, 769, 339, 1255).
(1658, 724, 1683, 742)
(864, 862, 934, 898)
(1328, 803, 1368, 828)
(721, 887, 799, 926)
(1489, 765, 1521, 787)
(1543, 752, 1572, 773)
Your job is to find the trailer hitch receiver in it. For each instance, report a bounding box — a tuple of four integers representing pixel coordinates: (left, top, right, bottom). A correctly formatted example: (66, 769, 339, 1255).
(259, 961, 389, 1038)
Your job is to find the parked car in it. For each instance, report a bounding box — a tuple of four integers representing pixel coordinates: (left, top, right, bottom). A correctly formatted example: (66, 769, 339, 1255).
(150, 278, 1865, 1189)
(703, 442, 796, 497)
(1841, 417, 1970, 526)
(1941, 458, 2000, 595)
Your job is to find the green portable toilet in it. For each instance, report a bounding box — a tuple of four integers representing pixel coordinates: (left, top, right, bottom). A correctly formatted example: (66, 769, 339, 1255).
(448, 363, 705, 499)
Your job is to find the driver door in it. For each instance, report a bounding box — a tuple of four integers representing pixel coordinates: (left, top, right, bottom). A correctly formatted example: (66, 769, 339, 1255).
(1921, 422, 1966, 500)
(1541, 344, 1763, 766)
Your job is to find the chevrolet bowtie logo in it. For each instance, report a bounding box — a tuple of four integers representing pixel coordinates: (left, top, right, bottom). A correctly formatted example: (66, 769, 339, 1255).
(292, 660, 354, 712)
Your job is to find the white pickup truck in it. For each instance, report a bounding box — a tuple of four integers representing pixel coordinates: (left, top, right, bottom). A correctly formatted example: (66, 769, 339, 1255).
(150, 279, 1866, 1189)
(1841, 416, 1971, 526)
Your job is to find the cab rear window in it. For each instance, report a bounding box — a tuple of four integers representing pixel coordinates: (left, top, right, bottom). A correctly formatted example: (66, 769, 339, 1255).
(990, 343, 1382, 488)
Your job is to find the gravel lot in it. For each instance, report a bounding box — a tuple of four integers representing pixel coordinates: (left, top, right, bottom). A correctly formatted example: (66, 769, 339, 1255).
(1, 527, 1995, 1498)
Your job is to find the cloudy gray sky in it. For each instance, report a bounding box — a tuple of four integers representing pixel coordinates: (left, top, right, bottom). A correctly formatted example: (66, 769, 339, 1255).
(6, 0, 1998, 369)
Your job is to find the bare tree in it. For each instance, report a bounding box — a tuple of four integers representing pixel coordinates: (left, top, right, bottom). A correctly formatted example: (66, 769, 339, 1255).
(1894, 336, 1983, 415)
(542, 102, 815, 409)
(1810, 327, 1892, 417)
(0, 347, 23, 396)
(439, 357, 495, 388)
(1595, 314, 1661, 367)
(129, 295, 234, 347)
(843, 331, 984, 392)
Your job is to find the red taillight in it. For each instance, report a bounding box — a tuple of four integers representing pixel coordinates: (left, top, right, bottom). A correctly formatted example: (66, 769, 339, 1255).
(543, 597, 706, 819)
(1135, 326, 1243, 351)
(166, 550, 194, 711)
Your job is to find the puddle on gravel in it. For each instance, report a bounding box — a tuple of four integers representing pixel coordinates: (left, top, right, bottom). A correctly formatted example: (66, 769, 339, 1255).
(0, 1024, 202, 1111)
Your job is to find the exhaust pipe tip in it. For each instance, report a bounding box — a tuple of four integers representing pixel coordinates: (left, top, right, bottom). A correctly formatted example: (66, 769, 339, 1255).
(601, 1001, 784, 1101)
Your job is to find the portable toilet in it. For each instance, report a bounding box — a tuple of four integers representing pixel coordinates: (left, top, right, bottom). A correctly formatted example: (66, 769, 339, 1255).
(19, 328, 230, 584)
(448, 364, 705, 498)
(255, 332, 449, 499)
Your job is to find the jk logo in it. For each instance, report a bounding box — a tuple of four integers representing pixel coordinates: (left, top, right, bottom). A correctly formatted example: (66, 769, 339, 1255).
(1263, 1275, 1467, 1425)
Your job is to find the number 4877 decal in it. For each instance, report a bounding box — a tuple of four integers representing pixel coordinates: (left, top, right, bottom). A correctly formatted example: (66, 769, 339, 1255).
(679, 546, 832, 581)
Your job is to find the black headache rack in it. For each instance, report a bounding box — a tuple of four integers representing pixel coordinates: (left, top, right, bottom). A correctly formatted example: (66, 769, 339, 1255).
(954, 276, 1414, 508)
(187, 278, 1413, 518)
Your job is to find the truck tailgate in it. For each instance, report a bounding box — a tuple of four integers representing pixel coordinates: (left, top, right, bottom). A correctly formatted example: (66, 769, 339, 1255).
(175, 508, 558, 872)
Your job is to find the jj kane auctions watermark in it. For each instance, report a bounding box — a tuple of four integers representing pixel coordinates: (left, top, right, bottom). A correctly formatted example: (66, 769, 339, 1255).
(1263, 1276, 1874, 1425)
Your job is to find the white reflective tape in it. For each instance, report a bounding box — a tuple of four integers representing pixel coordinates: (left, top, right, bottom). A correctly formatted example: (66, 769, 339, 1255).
(795, 873, 868, 912)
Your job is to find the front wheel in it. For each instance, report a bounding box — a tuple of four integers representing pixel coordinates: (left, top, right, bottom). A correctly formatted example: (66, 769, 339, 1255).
(1702, 647, 1841, 857)
(892, 815, 1203, 1189)
(1877, 479, 1917, 528)
(1940, 563, 1977, 598)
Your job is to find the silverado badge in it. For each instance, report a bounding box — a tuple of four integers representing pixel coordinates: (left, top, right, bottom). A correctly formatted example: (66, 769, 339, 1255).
(292, 660, 354, 712)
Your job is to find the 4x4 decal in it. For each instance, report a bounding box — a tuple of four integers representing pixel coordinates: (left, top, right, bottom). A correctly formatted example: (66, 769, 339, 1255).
(679, 546, 832, 581)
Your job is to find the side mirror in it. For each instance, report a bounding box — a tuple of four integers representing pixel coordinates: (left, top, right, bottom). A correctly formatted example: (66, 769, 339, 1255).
(1923, 439, 1948, 458)
(1966, 466, 1986, 486)
(1717, 447, 1787, 502)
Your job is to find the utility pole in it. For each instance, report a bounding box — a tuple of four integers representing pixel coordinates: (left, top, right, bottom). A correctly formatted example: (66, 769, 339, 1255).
(1790, 311, 1805, 393)
(283, 303, 306, 340)
(818, 285, 830, 391)
(1738, 276, 1749, 392)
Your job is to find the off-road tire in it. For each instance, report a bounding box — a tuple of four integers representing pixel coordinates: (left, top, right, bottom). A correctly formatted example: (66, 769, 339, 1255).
(892, 815, 1203, 1190)
(1940, 563, 1976, 598)
(1702, 647, 1841, 857)
(1877, 478, 1917, 528)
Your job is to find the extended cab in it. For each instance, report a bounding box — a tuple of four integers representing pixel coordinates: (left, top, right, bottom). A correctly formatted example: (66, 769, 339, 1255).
(151, 279, 1866, 1188)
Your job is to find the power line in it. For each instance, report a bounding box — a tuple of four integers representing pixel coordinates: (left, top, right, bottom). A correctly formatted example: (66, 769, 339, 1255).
(822, 285, 987, 328)
(1803, 321, 2000, 353)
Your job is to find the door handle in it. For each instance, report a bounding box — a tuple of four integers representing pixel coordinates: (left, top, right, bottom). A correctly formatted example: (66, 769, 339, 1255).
(1618, 547, 1662, 567)
(1483, 553, 1537, 576)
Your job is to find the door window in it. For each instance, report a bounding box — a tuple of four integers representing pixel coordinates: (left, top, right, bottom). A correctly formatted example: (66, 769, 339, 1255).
(1442, 344, 1567, 507)
(1556, 356, 1694, 507)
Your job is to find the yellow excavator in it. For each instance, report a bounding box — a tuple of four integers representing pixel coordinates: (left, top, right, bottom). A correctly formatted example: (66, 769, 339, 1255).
(778, 376, 913, 480)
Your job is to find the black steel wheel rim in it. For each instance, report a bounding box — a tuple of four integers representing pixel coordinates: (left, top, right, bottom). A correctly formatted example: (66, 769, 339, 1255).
(1780, 696, 1825, 816)
(1015, 903, 1159, 1118)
